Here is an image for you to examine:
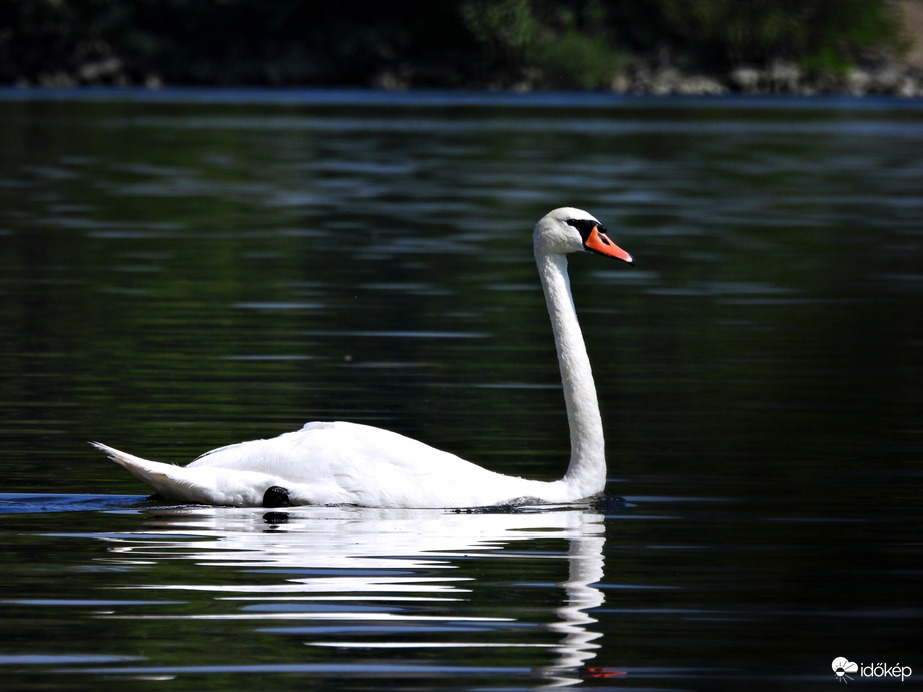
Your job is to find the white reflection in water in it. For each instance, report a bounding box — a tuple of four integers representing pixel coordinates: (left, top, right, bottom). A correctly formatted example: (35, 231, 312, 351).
(97, 505, 606, 688)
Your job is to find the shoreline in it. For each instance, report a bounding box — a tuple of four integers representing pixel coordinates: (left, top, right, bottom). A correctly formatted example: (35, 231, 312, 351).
(2, 84, 922, 105)
(373, 58, 923, 99)
(8, 60, 923, 100)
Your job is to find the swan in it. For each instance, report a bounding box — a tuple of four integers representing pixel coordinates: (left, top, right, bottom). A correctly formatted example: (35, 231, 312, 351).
(92, 207, 633, 508)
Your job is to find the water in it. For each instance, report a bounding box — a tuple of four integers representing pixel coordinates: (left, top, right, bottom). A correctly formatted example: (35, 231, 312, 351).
(0, 90, 921, 690)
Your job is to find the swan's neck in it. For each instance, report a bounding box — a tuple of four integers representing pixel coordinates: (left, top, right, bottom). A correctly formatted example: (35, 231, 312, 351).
(536, 250, 606, 498)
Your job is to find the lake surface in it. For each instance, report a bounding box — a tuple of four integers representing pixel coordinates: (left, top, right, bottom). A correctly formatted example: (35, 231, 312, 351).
(0, 89, 921, 690)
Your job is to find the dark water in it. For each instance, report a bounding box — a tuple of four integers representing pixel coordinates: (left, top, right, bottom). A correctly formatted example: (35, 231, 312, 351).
(0, 90, 921, 690)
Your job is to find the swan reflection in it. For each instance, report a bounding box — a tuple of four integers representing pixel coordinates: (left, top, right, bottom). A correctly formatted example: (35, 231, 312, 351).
(100, 504, 607, 687)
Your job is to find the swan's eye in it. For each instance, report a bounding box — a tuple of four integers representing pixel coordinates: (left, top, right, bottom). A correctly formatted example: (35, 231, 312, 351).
(565, 218, 601, 241)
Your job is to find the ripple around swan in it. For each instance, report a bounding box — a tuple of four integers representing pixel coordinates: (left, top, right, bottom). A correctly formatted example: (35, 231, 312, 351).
(0, 500, 612, 687)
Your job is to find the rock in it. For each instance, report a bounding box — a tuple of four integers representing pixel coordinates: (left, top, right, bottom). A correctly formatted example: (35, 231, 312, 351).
(372, 68, 410, 90)
(79, 57, 123, 83)
(676, 74, 727, 95)
(39, 71, 77, 88)
(730, 66, 761, 93)
(609, 72, 631, 93)
(897, 74, 921, 97)
(847, 68, 872, 95)
(869, 65, 901, 92)
(651, 67, 682, 95)
(767, 61, 802, 92)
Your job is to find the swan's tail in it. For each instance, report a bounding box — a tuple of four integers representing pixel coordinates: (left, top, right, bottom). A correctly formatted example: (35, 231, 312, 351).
(90, 441, 200, 501)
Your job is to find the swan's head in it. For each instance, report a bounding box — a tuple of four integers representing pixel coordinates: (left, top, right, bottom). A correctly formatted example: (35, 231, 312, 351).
(534, 207, 633, 264)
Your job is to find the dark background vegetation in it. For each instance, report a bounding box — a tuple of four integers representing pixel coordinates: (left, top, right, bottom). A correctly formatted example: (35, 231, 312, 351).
(0, 0, 919, 91)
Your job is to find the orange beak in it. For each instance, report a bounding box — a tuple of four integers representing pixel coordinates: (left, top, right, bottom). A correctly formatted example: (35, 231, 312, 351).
(584, 226, 634, 264)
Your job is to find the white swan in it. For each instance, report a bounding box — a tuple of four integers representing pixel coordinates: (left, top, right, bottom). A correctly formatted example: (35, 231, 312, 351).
(92, 207, 633, 508)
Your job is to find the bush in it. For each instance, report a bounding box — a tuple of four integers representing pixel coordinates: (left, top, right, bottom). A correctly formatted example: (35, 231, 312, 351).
(0, 0, 908, 87)
(460, 0, 627, 88)
(653, 0, 904, 72)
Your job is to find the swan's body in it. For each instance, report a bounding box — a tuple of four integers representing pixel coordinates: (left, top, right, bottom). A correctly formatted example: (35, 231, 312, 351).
(93, 208, 633, 508)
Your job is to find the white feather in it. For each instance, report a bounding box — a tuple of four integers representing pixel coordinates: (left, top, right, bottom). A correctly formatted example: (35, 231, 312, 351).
(93, 207, 632, 508)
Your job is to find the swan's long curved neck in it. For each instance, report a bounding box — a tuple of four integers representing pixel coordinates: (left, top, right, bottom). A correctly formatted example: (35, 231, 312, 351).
(536, 250, 607, 498)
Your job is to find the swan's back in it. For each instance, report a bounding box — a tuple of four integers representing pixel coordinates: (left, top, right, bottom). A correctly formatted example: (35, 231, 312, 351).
(188, 421, 563, 508)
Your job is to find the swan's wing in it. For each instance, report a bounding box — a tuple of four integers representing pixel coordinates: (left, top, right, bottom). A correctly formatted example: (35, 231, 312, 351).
(192, 439, 261, 463)
(188, 421, 463, 474)
(92, 441, 274, 505)
(185, 421, 542, 507)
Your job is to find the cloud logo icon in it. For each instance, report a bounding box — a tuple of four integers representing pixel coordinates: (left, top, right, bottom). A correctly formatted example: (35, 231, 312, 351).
(832, 657, 858, 683)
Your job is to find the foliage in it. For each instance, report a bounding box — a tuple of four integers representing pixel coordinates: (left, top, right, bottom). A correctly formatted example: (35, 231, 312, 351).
(0, 0, 475, 85)
(0, 0, 908, 87)
(460, 0, 627, 87)
(653, 0, 904, 72)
